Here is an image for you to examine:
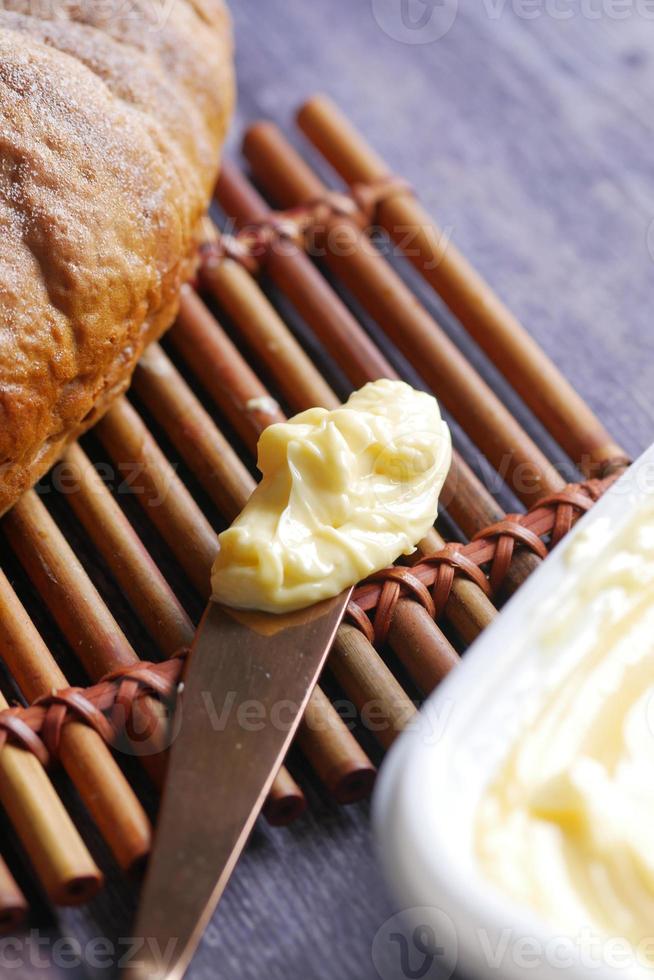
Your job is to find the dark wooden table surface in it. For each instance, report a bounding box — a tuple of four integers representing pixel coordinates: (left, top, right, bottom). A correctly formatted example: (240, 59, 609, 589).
(9, 2, 654, 978)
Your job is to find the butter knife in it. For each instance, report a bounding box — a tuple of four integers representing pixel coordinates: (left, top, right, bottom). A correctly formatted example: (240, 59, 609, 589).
(125, 589, 352, 980)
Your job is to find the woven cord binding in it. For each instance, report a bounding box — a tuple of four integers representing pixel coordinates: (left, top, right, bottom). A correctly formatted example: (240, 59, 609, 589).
(0, 653, 189, 769)
(345, 471, 623, 646)
(200, 176, 413, 276)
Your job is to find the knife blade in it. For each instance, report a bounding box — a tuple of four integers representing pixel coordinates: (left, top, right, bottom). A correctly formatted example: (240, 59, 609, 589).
(125, 589, 351, 980)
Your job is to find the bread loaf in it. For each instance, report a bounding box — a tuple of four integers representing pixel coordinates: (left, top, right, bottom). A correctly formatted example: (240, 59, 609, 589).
(0, 0, 234, 514)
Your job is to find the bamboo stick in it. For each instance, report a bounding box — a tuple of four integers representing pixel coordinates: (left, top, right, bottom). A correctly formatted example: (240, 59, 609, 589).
(3, 492, 170, 773)
(242, 123, 564, 508)
(0, 569, 152, 873)
(330, 626, 416, 751)
(297, 686, 376, 803)
(96, 399, 217, 597)
(4, 493, 138, 680)
(214, 164, 541, 595)
(175, 290, 330, 457)
(0, 856, 27, 932)
(387, 600, 460, 694)
(297, 96, 629, 477)
(263, 769, 307, 826)
(63, 443, 194, 658)
(95, 403, 308, 821)
(171, 288, 288, 446)
(216, 159, 392, 388)
(133, 343, 253, 522)
(0, 690, 102, 906)
(195, 255, 338, 414)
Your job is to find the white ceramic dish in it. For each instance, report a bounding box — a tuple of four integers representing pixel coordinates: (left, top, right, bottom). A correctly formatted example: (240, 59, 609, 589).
(373, 444, 654, 980)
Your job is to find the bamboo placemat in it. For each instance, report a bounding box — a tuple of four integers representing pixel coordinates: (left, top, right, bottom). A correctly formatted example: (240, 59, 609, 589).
(0, 96, 630, 928)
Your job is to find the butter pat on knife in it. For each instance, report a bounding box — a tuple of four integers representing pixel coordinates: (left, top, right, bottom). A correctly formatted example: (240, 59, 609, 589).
(212, 379, 452, 613)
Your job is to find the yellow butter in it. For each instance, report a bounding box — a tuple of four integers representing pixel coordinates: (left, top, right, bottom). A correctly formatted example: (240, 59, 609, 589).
(476, 498, 654, 958)
(211, 379, 451, 613)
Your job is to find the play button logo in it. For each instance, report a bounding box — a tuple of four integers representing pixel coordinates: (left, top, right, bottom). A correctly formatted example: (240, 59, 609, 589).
(371, 0, 459, 43)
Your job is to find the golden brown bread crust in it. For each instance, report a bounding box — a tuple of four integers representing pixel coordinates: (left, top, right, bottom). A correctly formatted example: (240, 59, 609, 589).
(0, 0, 234, 514)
